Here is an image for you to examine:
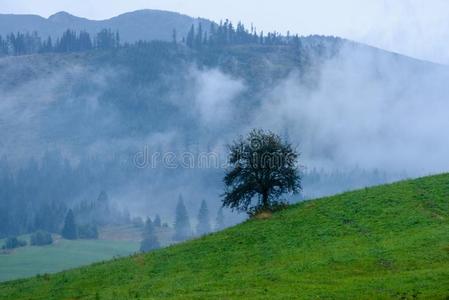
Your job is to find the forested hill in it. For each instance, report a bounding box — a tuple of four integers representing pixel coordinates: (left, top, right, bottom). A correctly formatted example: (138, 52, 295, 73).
(0, 9, 211, 43)
(1, 21, 449, 239)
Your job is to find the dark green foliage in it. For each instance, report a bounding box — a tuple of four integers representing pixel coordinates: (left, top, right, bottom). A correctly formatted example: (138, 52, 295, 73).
(173, 195, 191, 241)
(95, 29, 120, 49)
(56, 30, 93, 52)
(30, 231, 53, 246)
(78, 224, 99, 240)
(2, 237, 27, 250)
(223, 129, 301, 212)
(185, 20, 299, 50)
(0, 28, 117, 56)
(196, 200, 211, 235)
(61, 210, 78, 240)
(140, 218, 160, 253)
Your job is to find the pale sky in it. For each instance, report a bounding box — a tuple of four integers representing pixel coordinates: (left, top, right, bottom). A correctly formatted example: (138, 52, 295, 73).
(1, 0, 449, 64)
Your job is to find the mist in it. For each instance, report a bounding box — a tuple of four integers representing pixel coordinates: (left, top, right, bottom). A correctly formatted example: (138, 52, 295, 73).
(1, 38, 449, 232)
(252, 43, 449, 175)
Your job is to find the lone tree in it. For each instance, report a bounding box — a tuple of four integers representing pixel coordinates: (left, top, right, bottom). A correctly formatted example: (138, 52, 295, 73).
(173, 195, 191, 241)
(223, 129, 301, 213)
(196, 200, 211, 235)
(61, 209, 78, 240)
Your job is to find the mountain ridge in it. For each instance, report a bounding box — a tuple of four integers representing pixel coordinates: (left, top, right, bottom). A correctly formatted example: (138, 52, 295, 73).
(0, 9, 212, 43)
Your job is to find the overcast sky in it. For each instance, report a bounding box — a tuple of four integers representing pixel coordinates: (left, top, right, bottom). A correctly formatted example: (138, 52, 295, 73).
(1, 0, 449, 64)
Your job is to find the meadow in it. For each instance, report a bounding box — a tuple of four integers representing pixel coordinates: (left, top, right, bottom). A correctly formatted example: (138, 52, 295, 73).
(1, 174, 448, 299)
(0, 237, 139, 283)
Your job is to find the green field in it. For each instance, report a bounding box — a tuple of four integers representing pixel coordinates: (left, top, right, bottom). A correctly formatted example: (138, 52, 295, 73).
(0, 239, 139, 283)
(1, 174, 449, 299)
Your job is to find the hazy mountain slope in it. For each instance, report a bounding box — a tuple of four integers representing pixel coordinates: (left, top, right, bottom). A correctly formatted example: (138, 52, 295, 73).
(1, 39, 449, 221)
(1, 174, 448, 299)
(0, 10, 211, 42)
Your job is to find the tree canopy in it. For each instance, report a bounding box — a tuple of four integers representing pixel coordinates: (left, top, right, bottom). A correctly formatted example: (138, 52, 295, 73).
(61, 209, 78, 240)
(223, 129, 301, 213)
(173, 195, 191, 241)
(140, 217, 160, 252)
(196, 200, 211, 235)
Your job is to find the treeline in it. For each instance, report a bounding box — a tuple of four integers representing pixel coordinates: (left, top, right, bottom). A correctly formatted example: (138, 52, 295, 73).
(0, 29, 120, 56)
(0, 153, 129, 238)
(0, 20, 304, 57)
(139, 195, 226, 253)
(184, 20, 302, 49)
(0, 151, 227, 243)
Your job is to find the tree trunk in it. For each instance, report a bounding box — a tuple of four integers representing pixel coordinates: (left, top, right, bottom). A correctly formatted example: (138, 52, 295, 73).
(262, 191, 269, 210)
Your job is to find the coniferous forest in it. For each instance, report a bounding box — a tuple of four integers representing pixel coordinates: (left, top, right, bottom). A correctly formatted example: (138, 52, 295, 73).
(0, 21, 357, 239)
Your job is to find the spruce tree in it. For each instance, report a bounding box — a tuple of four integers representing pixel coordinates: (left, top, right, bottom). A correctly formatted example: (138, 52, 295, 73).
(173, 195, 191, 241)
(172, 29, 177, 45)
(196, 200, 211, 235)
(153, 215, 162, 228)
(215, 207, 225, 231)
(61, 209, 78, 240)
(195, 23, 203, 49)
(140, 217, 160, 252)
(186, 25, 195, 48)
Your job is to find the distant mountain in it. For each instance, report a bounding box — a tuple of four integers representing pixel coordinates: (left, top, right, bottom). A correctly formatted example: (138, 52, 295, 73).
(0, 9, 212, 42)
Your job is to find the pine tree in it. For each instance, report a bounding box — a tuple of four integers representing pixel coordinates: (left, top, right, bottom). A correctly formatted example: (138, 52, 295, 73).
(153, 215, 162, 228)
(172, 29, 177, 45)
(115, 31, 120, 48)
(215, 207, 225, 231)
(140, 217, 160, 252)
(61, 209, 78, 240)
(173, 195, 191, 241)
(186, 25, 195, 48)
(196, 200, 211, 235)
(78, 31, 92, 51)
(195, 23, 203, 49)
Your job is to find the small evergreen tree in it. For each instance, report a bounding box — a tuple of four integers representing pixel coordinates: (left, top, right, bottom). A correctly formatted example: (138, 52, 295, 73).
(196, 200, 211, 235)
(140, 217, 160, 252)
(195, 23, 203, 49)
(61, 209, 78, 240)
(173, 195, 191, 241)
(2, 236, 27, 250)
(153, 215, 162, 228)
(172, 29, 177, 45)
(30, 231, 53, 246)
(215, 207, 225, 231)
(186, 25, 195, 48)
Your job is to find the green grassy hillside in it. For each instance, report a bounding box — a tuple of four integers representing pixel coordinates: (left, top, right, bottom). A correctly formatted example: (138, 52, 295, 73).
(1, 174, 449, 299)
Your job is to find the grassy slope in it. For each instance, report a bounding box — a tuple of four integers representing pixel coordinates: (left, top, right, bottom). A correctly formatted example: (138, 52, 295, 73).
(1, 174, 449, 299)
